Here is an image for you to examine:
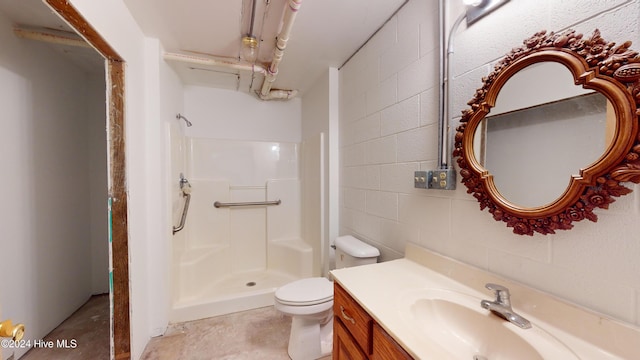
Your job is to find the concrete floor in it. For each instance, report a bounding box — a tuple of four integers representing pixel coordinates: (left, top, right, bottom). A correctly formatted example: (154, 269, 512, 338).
(20, 294, 110, 360)
(141, 306, 332, 360)
(18, 296, 332, 360)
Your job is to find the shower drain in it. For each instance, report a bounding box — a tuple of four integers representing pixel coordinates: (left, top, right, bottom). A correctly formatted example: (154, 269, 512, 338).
(246, 281, 256, 287)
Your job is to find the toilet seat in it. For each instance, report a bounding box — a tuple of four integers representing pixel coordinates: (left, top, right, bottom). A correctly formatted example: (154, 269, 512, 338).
(275, 277, 333, 306)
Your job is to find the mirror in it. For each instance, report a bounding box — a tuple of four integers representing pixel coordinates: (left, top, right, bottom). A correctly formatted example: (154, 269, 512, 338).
(476, 61, 614, 208)
(480, 92, 611, 208)
(453, 29, 640, 235)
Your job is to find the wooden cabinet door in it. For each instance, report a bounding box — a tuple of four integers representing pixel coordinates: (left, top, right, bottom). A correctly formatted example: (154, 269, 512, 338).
(371, 323, 414, 360)
(334, 318, 367, 360)
(334, 283, 373, 355)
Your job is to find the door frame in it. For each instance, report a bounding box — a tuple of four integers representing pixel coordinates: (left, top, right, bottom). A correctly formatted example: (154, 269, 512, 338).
(44, 1, 131, 359)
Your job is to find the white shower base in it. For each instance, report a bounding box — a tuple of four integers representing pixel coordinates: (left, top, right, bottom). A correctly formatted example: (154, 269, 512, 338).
(171, 269, 297, 323)
(170, 171, 314, 323)
(171, 238, 313, 323)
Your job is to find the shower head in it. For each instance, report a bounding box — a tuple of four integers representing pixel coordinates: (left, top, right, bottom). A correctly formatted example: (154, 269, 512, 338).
(176, 113, 192, 127)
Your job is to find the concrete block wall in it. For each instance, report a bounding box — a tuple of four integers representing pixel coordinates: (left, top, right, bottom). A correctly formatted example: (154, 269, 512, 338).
(339, 0, 640, 327)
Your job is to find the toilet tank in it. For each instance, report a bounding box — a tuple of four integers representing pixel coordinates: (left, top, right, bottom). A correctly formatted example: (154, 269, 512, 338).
(334, 235, 380, 269)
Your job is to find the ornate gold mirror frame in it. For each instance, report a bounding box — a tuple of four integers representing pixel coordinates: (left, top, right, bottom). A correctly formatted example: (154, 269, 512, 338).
(454, 29, 640, 235)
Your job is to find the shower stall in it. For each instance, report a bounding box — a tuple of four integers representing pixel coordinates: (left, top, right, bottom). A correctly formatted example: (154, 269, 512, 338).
(170, 136, 322, 322)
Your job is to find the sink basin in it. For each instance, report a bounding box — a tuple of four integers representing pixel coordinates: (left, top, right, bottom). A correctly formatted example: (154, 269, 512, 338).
(397, 288, 579, 360)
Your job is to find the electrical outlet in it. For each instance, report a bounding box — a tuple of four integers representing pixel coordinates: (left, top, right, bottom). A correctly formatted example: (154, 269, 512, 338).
(427, 169, 456, 190)
(414, 171, 428, 189)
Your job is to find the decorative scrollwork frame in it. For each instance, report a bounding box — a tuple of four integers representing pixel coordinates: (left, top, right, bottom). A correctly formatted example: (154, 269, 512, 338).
(453, 29, 640, 236)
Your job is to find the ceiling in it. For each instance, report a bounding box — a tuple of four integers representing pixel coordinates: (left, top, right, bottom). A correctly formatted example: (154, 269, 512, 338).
(124, 0, 408, 97)
(0, 0, 408, 98)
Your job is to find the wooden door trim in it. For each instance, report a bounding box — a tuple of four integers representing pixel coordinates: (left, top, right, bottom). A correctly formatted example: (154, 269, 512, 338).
(44, 1, 130, 359)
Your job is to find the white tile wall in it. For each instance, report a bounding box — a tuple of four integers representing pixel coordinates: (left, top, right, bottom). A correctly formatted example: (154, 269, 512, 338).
(397, 125, 438, 162)
(365, 190, 398, 221)
(381, 95, 420, 136)
(366, 75, 398, 115)
(338, 0, 640, 327)
(380, 163, 420, 194)
(419, 87, 439, 126)
(397, 51, 439, 101)
(344, 188, 366, 212)
(365, 136, 397, 164)
(342, 142, 366, 167)
(348, 113, 381, 145)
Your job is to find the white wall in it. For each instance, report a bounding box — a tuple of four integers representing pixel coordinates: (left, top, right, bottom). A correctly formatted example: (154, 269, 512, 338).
(0, 8, 106, 359)
(145, 39, 185, 337)
(183, 86, 301, 142)
(168, 78, 187, 312)
(301, 68, 340, 275)
(67, 1, 156, 358)
(87, 72, 110, 295)
(302, 72, 329, 276)
(338, 0, 640, 328)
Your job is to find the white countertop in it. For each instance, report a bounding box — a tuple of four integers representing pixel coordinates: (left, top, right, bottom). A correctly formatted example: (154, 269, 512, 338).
(330, 243, 640, 359)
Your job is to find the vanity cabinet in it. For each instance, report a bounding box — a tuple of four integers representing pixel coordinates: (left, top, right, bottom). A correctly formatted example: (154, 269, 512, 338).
(333, 283, 413, 360)
(334, 318, 367, 360)
(371, 323, 412, 360)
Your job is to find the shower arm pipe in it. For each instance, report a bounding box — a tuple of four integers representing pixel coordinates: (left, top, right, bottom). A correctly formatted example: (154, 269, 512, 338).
(177, 113, 192, 127)
(438, 0, 467, 169)
(163, 52, 268, 75)
(258, 0, 302, 100)
(172, 192, 191, 235)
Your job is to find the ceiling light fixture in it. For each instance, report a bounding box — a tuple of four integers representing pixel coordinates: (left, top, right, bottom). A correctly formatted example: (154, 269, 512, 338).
(462, 0, 484, 6)
(466, 0, 509, 25)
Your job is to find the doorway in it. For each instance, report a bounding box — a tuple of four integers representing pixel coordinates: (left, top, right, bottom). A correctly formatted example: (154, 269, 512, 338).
(0, 0, 129, 358)
(43, 1, 131, 359)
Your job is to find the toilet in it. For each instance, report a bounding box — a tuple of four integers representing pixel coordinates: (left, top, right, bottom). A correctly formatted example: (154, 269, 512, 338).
(274, 235, 380, 360)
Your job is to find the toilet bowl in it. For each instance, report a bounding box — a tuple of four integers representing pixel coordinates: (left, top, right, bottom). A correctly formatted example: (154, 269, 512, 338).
(274, 235, 380, 360)
(275, 277, 334, 360)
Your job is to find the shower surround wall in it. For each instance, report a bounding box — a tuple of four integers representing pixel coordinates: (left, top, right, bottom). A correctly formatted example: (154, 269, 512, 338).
(172, 138, 311, 321)
(339, 0, 640, 330)
(170, 86, 313, 322)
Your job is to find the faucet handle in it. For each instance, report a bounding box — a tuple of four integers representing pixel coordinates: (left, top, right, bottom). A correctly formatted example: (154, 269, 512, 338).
(485, 283, 511, 305)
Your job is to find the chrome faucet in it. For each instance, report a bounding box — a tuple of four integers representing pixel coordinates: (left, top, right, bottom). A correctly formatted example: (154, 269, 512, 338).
(480, 283, 531, 329)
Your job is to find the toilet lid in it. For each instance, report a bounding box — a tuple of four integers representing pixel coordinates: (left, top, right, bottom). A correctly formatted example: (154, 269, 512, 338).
(275, 277, 333, 306)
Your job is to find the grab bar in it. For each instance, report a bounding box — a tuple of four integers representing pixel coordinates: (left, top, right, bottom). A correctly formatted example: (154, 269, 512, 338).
(213, 199, 281, 208)
(173, 173, 192, 235)
(173, 193, 191, 234)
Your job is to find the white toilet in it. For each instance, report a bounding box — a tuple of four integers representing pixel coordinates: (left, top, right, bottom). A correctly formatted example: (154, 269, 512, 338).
(274, 235, 380, 360)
